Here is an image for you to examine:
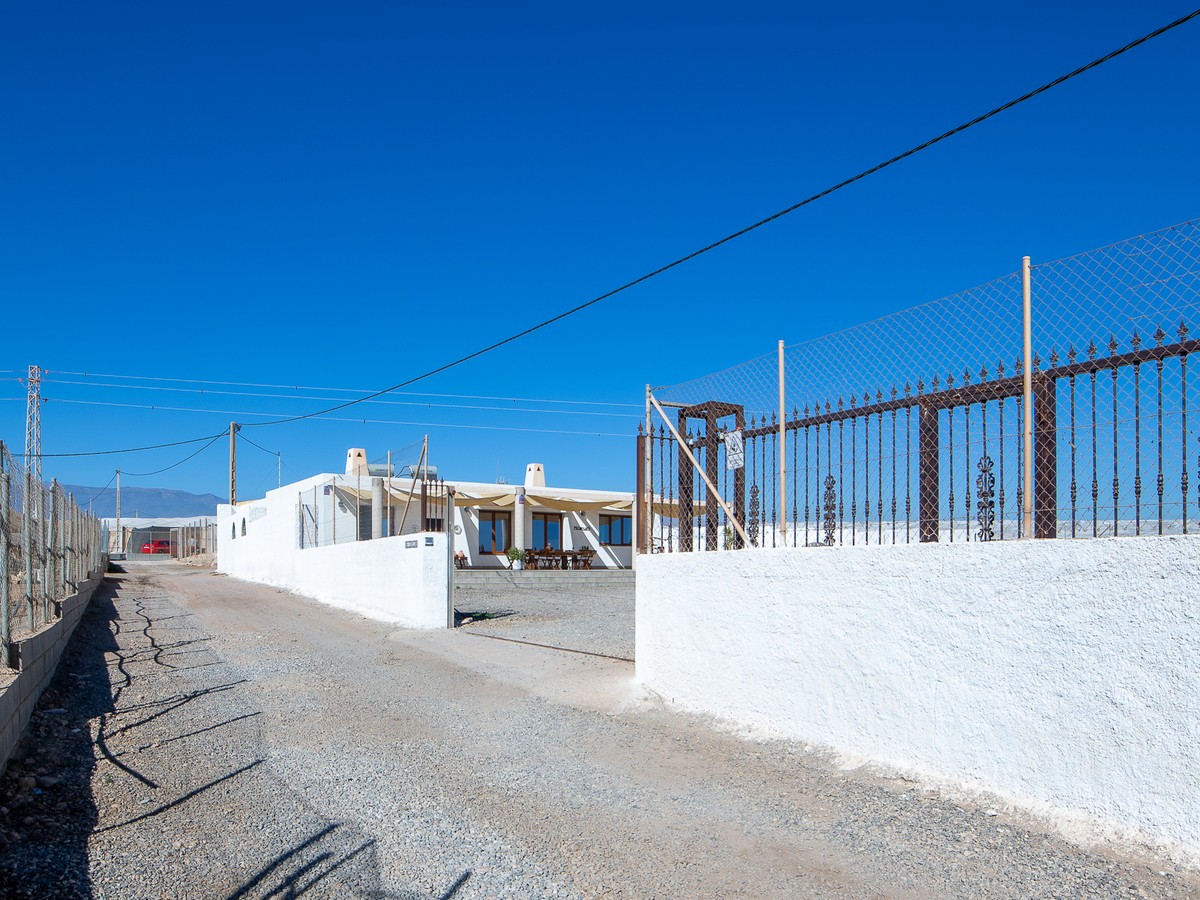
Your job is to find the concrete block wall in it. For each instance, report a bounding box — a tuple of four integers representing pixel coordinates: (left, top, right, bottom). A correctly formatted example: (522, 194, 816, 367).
(636, 536, 1200, 861)
(0, 570, 104, 772)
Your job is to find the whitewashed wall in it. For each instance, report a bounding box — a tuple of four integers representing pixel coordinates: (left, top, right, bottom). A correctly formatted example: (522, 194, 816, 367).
(217, 475, 449, 629)
(636, 537, 1200, 857)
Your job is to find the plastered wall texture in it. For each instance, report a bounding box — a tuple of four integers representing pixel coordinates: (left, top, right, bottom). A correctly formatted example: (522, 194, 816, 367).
(218, 479, 449, 629)
(636, 537, 1200, 857)
(0, 570, 104, 772)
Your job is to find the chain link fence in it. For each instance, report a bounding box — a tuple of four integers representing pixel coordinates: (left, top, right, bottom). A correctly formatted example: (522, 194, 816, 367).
(641, 217, 1200, 551)
(2, 442, 108, 662)
(295, 475, 448, 549)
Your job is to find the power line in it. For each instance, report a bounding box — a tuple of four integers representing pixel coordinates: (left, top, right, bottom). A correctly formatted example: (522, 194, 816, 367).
(34, 431, 228, 459)
(123, 433, 226, 478)
(237, 432, 279, 458)
(47, 371, 641, 408)
(238, 8, 1200, 430)
(40, 378, 639, 418)
(25, 9, 1200, 456)
(84, 469, 119, 507)
(42, 397, 630, 438)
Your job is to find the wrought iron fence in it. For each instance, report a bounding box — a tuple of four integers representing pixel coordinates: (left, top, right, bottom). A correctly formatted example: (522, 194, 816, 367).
(639, 217, 1200, 551)
(296, 474, 448, 549)
(1, 442, 108, 664)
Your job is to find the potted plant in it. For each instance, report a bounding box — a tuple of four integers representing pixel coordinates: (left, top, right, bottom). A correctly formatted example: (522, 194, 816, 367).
(506, 546, 526, 570)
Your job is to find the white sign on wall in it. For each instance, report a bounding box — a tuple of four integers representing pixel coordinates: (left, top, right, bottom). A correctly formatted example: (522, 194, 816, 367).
(724, 430, 745, 470)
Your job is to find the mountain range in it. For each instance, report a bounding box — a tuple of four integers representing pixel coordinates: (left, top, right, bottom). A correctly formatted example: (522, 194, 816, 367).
(62, 484, 224, 519)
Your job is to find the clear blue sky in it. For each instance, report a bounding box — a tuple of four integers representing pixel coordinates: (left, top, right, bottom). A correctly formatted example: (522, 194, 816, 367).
(2, 1, 1198, 500)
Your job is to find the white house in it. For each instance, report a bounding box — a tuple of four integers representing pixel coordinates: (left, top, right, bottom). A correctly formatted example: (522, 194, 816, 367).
(219, 448, 634, 577)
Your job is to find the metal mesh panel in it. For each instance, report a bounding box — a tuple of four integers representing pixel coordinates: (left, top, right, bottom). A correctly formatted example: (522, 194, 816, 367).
(293, 476, 448, 549)
(644, 217, 1200, 551)
(1, 442, 107, 653)
(1032, 219, 1200, 538)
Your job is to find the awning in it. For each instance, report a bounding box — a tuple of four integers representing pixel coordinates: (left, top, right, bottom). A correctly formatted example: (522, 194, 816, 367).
(525, 493, 633, 512)
(449, 492, 518, 508)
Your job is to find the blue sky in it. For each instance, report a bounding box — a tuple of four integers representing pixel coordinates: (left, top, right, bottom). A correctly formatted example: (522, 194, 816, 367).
(2, 1, 1198, 500)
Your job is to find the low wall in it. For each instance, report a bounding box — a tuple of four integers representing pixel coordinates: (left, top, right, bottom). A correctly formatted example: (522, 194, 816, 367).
(0, 569, 105, 772)
(218, 494, 448, 629)
(636, 537, 1200, 858)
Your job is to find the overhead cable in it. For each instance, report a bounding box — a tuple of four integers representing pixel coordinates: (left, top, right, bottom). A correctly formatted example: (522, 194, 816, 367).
(235, 7, 1200, 428)
(46, 372, 641, 409)
(26, 8, 1200, 453)
(40, 378, 638, 418)
(123, 433, 226, 478)
(42, 397, 630, 438)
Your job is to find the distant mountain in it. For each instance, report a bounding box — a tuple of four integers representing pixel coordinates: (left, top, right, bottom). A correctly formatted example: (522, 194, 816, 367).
(62, 484, 224, 519)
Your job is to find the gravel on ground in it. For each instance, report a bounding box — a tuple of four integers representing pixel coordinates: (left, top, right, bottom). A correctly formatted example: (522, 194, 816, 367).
(455, 582, 633, 659)
(0, 562, 1196, 898)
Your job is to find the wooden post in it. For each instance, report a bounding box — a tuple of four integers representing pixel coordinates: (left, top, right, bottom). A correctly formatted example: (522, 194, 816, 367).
(635, 431, 646, 555)
(778, 340, 787, 544)
(1022, 256, 1034, 539)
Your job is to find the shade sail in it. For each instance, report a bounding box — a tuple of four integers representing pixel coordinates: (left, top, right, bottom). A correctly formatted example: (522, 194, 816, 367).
(448, 492, 517, 508)
(525, 493, 633, 512)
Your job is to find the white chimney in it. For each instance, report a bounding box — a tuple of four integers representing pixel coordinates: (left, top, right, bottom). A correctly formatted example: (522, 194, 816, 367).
(346, 448, 369, 476)
(524, 463, 546, 488)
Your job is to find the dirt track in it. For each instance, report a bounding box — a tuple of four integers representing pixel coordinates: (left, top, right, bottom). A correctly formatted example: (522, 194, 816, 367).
(0, 562, 1195, 898)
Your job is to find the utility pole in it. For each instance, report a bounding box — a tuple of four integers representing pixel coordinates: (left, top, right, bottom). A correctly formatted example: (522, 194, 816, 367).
(229, 422, 238, 505)
(115, 469, 122, 552)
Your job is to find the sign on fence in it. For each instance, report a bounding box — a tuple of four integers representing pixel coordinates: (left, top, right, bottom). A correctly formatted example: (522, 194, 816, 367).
(723, 430, 745, 470)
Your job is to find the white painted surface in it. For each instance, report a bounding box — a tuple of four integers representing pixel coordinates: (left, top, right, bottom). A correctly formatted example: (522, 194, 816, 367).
(636, 537, 1200, 857)
(217, 474, 448, 629)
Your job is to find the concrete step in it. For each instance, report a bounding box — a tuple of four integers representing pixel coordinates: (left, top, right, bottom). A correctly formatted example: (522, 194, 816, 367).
(454, 568, 635, 589)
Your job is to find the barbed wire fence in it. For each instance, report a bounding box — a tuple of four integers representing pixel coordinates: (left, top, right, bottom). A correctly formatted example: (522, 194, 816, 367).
(639, 217, 1200, 553)
(1, 441, 108, 665)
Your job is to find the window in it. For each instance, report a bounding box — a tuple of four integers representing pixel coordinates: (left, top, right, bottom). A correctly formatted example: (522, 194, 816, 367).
(478, 510, 511, 554)
(241, 518, 247, 536)
(231, 522, 236, 540)
(531, 512, 562, 550)
(599, 514, 632, 546)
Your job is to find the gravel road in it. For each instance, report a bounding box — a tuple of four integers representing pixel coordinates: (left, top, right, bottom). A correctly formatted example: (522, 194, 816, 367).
(0, 563, 1196, 898)
(455, 582, 634, 659)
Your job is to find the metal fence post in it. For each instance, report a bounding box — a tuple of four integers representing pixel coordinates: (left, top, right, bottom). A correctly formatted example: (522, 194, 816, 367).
(65, 492, 73, 590)
(48, 481, 59, 608)
(23, 469, 34, 631)
(677, 410, 694, 552)
(918, 403, 940, 542)
(1, 465, 10, 665)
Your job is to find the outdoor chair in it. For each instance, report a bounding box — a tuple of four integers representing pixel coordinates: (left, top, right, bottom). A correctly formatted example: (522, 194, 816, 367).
(524, 549, 540, 570)
(454, 550, 468, 569)
(577, 548, 596, 570)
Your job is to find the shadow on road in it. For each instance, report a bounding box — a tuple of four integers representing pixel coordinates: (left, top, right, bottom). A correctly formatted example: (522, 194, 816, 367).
(0, 575, 124, 898)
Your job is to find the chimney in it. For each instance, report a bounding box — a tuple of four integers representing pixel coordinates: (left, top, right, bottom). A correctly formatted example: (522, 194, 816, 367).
(524, 463, 546, 488)
(346, 448, 369, 477)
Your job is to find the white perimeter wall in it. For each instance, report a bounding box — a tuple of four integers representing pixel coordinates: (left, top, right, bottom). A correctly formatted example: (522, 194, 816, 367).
(217, 477, 448, 629)
(636, 537, 1200, 857)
